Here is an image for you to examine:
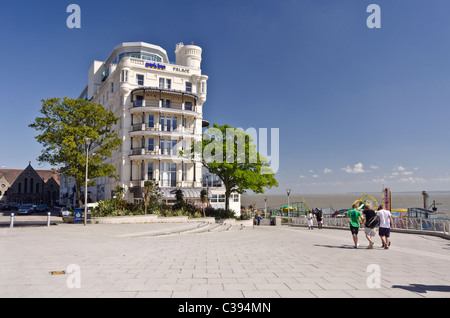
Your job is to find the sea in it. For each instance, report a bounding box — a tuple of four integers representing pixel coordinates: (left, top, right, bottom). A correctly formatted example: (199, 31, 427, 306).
(241, 192, 450, 217)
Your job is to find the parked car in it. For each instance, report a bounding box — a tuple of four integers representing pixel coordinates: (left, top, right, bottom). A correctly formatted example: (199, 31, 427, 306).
(59, 207, 72, 217)
(8, 202, 20, 210)
(35, 204, 49, 213)
(78, 203, 98, 219)
(17, 204, 35, 215)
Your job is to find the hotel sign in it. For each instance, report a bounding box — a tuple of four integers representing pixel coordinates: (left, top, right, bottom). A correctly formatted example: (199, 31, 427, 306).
(145, 63, 190, 74)
(145, 62, 166, 71)
(172, 66, 190, 74)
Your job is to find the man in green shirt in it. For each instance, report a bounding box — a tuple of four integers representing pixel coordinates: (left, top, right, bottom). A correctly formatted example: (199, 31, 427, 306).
(347, 204, 362, 248)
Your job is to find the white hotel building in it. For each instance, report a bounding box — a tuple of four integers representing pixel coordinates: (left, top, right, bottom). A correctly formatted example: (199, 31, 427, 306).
(61, 42, 240, 213)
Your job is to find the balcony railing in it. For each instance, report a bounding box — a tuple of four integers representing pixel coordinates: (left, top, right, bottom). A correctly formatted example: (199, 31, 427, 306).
(131, 124, 195, 134)
(130, 180, 199, 189)
(133, 100, 184, 110)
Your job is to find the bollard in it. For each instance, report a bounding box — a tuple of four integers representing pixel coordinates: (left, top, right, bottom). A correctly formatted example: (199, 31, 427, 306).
(10, 212, 14, 228)
(47, 211, 51, 227)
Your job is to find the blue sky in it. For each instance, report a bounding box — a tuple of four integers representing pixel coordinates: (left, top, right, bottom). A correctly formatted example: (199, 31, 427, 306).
(1, 0, 449, 194)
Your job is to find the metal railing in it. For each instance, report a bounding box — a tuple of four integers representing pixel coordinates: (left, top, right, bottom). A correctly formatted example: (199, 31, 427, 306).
(288, 216, 450, 237)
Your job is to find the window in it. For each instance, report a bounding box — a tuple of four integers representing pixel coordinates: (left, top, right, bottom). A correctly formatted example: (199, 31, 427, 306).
(148, 138, 154, 151)
(160, 116, 177, 132)
(182, 162, 186, 181)
(117, 52, 162, 63)
(159, 78, 171, 89)
(148, 114, 154, 128)
(147, 162, 154, 180)
(137, 74, 144, 86)
(110, 82, 114, 93)
(233, 194, 239, 202)
(160, 162, 176, 187)
(120, 70, 128, 82)
(202, 168, 223, 187)
(135, 95, 144, 107)
(185, 101, 192, 111)
(162, 99, 171, 108)
(185, 82, 192, 92)
(211, 194, 225, 203)
(160, 139, 178, 155)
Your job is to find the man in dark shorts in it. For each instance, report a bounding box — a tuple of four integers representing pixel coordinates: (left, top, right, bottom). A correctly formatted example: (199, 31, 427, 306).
(377, 205, 393, 249)
(363, 205, 378, 249)
(347, 204, 362, 248)
(316, 209, 323, 229)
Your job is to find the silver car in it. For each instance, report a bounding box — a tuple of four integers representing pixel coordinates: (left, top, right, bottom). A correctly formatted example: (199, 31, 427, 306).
(59, 207, 72, 217)
(17, 204, 35, 215)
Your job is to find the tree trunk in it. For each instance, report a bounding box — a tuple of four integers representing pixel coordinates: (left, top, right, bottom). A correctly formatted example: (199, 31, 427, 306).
(76, 182, 83, 208)
(225, 188, 231, 212)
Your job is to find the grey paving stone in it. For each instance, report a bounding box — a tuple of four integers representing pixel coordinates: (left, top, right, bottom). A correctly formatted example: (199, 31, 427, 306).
(1, 223, 449, 298)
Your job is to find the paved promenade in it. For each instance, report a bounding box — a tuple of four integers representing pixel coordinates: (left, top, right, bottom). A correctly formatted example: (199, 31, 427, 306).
(1, 221, 450, 298)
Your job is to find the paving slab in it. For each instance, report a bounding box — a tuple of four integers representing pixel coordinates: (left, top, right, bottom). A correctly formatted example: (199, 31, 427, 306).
(1, 223, 450, 298)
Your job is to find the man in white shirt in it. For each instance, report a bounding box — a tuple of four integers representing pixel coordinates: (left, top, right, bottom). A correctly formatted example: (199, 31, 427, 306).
(376, 205, 393, 249)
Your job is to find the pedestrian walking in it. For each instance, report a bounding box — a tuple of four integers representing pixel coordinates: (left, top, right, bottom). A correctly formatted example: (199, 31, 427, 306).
(257, 213, 261, 226)
(316, 209, 323, 229)
(377, 205, 393, 249)
(307, 211, 314, 229)
(362, 205, 378, 249)
(347, 204, 362, 248)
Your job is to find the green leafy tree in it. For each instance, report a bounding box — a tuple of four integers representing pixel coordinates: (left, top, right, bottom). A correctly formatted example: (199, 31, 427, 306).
(190, 123, 278, 211)
(29, 97, 122, 207)
(200, 189, 208, 217)
(142, 180, 162, 215)
(175, 189, 184, 204)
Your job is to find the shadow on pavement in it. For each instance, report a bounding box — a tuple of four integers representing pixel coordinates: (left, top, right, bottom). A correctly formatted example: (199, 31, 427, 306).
(314, 244, 359, 249)
(392, 284, 450, 293)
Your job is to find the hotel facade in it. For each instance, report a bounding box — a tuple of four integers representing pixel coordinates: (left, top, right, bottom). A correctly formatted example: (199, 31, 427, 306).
(60, 42, 240, 214)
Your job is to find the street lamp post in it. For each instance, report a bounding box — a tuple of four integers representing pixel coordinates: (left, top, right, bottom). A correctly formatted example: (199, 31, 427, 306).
(84, 137, 91, 226)
(286, 189, 291, 225)
(206, 174, 210, 208)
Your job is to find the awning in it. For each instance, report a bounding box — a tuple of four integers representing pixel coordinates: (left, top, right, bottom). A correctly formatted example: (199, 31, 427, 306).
(160, 188, 213, 200)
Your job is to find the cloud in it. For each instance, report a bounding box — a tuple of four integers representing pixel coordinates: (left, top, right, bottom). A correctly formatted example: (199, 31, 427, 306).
(393, 165, 414, 176)
(312, 174, 319, 178)
(323, 168, 332, 174)
(299, 175, 306, 179)
(343, 163, 366, 174)
(370, 165, 379, 170)
(397, 177, 425, 183)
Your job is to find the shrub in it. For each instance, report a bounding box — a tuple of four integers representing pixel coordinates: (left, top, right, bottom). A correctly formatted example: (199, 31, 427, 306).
(204, 207, 236, 220)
